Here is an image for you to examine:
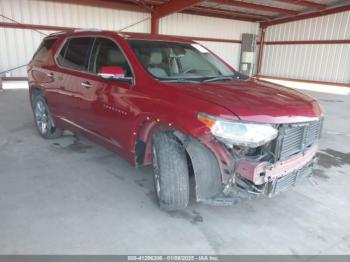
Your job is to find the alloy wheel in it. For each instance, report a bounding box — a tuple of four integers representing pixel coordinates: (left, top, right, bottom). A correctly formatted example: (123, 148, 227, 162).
(35, 100, 49, 135)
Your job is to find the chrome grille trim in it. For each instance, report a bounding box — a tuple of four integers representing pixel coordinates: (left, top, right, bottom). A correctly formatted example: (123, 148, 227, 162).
(276, 120, 322, 160)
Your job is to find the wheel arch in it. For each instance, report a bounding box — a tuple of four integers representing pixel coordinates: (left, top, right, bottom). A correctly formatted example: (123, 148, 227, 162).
(131, 114, 193, 167)
(132, 114, 224, 202)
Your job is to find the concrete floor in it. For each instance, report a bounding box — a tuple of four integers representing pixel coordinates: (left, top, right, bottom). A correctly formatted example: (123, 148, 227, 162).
(0, 86, 350, 255)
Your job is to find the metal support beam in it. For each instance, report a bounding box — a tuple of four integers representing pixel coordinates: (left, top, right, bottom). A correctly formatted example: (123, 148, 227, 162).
(262, 3, 350, 26)
(188, 6, 273, 21)
(0, 21, 243, 43)
(153, 0, 205, 18)
(0, 21, 73, 31)
(150, 0, 205, 34)
(56, 0, 148, 12)
(256, 24, 266, 76)
(151, 14, 159, 34)
(210, 0, 299, 15)
(273, 0, 327, 10)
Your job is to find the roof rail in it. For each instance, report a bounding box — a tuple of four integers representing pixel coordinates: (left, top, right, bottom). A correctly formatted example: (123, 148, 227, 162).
(48, 31, 70, 36)
(73, 28, 102, 32)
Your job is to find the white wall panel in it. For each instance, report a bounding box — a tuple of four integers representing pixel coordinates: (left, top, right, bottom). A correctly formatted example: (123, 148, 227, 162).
(0, 28, 54, 76)
(0, 0, 150, 77)
(265, 11, 350, 41)
(261, 44, 350, 83)
(0, 0, 151, 32)
(159, 13, 258, 39)
(159, 13, 258, 70)
(198, 41, 241, 70)
(0, 0, 259, 77)
(261, 10, 350, 84)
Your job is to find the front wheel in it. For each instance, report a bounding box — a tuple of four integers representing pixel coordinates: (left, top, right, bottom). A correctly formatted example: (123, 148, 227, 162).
(33, 95, 63, 139)
(152, 132, 190, 210)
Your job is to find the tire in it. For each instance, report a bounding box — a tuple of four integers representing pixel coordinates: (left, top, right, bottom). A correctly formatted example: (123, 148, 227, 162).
(33, 95, 63, 139)
(152, 132, 190, 210)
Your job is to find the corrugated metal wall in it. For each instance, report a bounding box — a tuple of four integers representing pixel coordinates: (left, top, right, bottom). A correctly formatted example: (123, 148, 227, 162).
(0, 0, 258, 77)
(261, 10, 350, 84)
(0, 0, 150, 77)
(160, 13, 259, 69)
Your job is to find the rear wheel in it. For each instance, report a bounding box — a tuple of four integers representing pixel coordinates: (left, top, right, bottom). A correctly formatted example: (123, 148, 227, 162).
(33, 95, 63, 139)
(152, 132, 190, 210)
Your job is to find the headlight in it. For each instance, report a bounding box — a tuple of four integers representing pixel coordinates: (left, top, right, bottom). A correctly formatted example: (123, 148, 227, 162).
(197, 113, 278, 147)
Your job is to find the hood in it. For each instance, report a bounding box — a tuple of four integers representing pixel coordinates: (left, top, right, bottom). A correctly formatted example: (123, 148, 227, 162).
(170, 78, 322, 124)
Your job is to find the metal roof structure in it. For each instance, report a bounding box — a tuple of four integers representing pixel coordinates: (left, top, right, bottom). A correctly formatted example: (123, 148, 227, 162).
(61, 0, 350, 33)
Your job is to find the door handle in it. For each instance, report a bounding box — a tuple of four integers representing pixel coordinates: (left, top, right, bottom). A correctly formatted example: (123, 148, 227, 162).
(47, 72, 54, 78)
(81, 81, 92, 88)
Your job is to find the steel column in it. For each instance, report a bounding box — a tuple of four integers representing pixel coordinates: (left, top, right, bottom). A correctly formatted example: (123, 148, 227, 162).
(256, 24, 266, 76)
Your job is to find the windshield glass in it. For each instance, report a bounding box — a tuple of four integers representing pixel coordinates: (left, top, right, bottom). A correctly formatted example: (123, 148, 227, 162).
(128, 40, 234, 82)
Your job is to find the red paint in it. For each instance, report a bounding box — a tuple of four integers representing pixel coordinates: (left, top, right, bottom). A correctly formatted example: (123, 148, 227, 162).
(0, 21, 242, 44)
(265, 39, 350, 45)
(189, 6, 273, 20)
(98, 66, 125, 77)
(274, 0, 327, 10)
(151, 14, 159, 34)
(0, 21, 73, 31)
(181, 9, 259, 22)
(27, 31, 322, 167)
(178, 36, 241, 43)
(210, 0, 299, 15)
(262, 3, 350, 26)
(153, 0, 205, 18)
(57, 0, 147, 12)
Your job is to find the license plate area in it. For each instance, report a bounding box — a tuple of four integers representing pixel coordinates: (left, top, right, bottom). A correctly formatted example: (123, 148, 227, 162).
(267, 161, 314, 197)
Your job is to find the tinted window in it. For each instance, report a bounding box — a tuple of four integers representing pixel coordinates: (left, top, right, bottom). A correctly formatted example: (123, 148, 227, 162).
(61, 37, 94, 71)
(128, 40, 233, 80)
(89, 38, 132, 76)
(33, 38, 57, 61)
(56, 41, 69, 66)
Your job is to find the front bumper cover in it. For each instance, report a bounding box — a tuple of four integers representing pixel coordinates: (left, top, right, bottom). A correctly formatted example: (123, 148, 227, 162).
(236, 144, 318, 185)
(180, 132, 318, 206)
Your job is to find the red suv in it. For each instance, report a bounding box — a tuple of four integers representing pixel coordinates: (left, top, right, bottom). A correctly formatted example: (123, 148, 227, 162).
(28, 30, 323, 210)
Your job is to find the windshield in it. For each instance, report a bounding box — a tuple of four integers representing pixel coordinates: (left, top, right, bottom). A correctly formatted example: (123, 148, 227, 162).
(128, 40, 235, 82)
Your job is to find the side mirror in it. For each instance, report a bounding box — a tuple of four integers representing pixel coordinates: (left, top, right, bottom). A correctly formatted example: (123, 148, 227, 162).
(98, 66, 126, 79)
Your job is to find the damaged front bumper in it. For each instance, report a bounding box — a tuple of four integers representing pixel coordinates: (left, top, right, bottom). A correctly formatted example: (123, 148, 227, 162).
(181, 133, 318, 206)
(236, 144, 318, 197)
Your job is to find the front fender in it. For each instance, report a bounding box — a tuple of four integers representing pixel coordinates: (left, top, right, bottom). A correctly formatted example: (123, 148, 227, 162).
(185, 137, 223, 202)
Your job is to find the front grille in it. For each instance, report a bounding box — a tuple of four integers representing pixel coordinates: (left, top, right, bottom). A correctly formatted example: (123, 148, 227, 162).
(276, 120, 322, 160)
(268, 161, 314, 196)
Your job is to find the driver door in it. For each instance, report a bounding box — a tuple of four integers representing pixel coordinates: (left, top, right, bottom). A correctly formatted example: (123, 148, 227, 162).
(79, 37, 134, 151)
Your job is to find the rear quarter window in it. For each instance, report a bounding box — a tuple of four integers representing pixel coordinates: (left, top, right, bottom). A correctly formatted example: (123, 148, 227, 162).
(32, 38, 57, 61)
(57, 37, 94, 71)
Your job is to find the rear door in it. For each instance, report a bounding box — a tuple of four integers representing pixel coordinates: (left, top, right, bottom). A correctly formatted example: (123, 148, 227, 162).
(55, 37, 95, 126)
(29, 37, 60, 114)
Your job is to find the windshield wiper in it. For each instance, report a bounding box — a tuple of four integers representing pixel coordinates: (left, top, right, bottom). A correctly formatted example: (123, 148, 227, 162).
(162, 78, 202, 83)
(202, 75, 234, 83)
